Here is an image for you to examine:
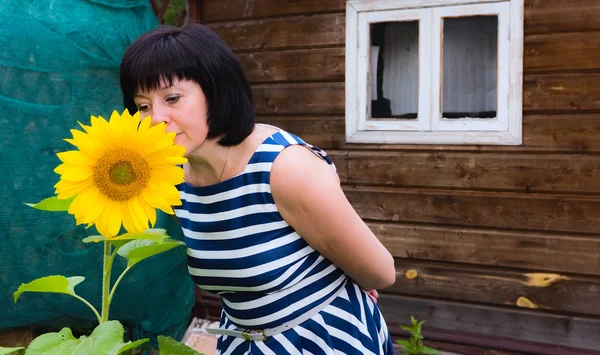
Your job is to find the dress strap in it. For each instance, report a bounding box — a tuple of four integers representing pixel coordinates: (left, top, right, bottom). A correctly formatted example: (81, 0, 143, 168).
(269, 130, 337, 173)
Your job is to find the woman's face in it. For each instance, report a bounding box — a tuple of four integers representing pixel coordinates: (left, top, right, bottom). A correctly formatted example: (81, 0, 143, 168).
(133, 78, 208, 157)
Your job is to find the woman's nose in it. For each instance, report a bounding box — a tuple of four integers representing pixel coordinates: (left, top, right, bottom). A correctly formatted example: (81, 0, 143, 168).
(150, 106, 170, 125)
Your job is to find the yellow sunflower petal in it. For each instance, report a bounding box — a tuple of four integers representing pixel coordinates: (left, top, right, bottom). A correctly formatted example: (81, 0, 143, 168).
(79, 187, 108, 224)
(142, 188, 175, 215)
(54, 178, 93, 199)
(54, 164, 93, 182)
(140, 197, 157, 227)
(120, 202, 138, 234)
(95, 200, 123, 238)
(128, 197, 149, 232)
(57, 151, 96, 167)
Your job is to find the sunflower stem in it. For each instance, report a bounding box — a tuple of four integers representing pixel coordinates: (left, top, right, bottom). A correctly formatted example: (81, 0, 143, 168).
(108, 266, 131, 305)
(100, 241, 112, 323)
(72, 294, 102, 324)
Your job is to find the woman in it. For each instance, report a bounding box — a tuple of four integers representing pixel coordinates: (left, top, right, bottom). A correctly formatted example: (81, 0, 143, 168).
(120, 23, 396, 354)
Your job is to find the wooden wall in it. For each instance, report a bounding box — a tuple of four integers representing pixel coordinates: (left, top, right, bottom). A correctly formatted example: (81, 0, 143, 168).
(192, 0, 600, 353)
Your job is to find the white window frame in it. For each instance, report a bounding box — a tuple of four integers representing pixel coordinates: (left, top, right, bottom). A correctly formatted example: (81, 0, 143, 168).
(345, 0, 524, 145)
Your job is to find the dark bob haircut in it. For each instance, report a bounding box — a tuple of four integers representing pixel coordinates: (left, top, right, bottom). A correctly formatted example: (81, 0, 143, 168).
(119, 23, 254, 146)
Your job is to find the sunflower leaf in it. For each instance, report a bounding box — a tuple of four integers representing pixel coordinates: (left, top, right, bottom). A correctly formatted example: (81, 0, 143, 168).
(110, 230, 169, 243)
(14, 276, 84, 303)
(117, 239, 185, 267)
(0, 347, 25, 355)
(24, 327, 80, 355)
(24, 196, 75, 212)
(73, 321, 124, 355)
(107, 339, 149, 355)
(81, 236, 106, 243)
(157, 336, 201, 355)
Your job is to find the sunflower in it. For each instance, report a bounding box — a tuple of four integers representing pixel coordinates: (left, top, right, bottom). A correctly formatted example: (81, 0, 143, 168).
(54, 109, 187, 238)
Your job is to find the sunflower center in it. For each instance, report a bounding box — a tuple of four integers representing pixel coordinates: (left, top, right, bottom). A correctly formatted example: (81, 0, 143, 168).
(109, 162, 136, 185)
(93, 149, 151, 201)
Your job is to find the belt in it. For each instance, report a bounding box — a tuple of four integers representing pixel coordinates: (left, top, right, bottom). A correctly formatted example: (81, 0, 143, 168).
(202, 280, 346, 342)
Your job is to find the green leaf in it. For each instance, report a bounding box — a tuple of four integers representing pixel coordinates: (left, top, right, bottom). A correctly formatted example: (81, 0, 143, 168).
(400, 325, 413, 332)
(83, 230, 168, 244)
(81, 236, 106, 243)
(14, 276, 85, 303)
(421, 346, 441, 355)
(157, 336, 201, 355)
(24, 196, 74, 212)
(0, 347, 25, 355)
(74, 321, 124, 355)
(394, 340, 412, 347)
(107, 339, 149, 355)
(25, 328, 80, 355)
(117, 239, 185, 267)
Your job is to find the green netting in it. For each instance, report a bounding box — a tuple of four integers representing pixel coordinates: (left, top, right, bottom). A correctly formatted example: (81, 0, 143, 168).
(0, 0, 195, 344)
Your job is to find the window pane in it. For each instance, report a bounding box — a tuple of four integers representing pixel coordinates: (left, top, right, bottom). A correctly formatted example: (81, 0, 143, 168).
(369, 21, 419, 119)
(442, 16, 497, 119)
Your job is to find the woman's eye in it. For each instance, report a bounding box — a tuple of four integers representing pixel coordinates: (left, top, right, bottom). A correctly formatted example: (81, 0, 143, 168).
(137, 104, 150, 112)
(166, 95, 180, 104)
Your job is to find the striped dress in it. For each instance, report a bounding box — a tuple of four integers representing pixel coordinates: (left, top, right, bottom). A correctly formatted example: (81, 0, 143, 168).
(175, 129, 395, 355)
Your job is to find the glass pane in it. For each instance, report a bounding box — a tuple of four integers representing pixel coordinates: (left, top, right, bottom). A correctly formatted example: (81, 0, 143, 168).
(369, 21, 419, 120)
(442, 16, 497, 119)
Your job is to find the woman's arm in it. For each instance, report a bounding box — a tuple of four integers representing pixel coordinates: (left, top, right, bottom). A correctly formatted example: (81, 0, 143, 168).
(270, 145, 396, 291)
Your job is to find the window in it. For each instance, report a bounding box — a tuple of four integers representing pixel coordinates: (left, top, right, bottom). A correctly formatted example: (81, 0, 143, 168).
(345, 0, 524, 145)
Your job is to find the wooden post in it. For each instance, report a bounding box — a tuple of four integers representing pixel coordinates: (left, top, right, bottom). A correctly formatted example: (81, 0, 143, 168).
(187, 0, 203, 23)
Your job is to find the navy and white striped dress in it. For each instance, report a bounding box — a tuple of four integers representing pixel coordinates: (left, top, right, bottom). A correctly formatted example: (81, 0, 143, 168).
(175, 129, 394, 354)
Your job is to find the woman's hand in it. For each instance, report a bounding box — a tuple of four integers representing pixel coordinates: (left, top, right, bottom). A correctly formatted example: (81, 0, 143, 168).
(271, 145, 396, 291)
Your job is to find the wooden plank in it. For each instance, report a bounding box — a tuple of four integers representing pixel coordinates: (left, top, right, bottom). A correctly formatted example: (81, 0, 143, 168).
(398, 326, 600, 355)
(238, 33, 597, 83)
(525, 32, 600, 72)
(253, 74, 600, 117)
(209, 14, 345, 51)
(394, 340, 529, 355)
(257, 114, 600, 153)
(202, 0, 346, 22)
(377, 294, 600, 351)
(345, 151, 600, 194)
(344, 187, 600, 234)
(388, 258, 600, 317)
(523, 114, 600, 152)
(524, 0, 600, 34)
(253, 83, 345, 114)
(524, 73, 600, 112)
(0, 328, 32, 347)
(239, 48, 345, 83)
(257, 116, 346, 150)
(372, 222, 600, 276)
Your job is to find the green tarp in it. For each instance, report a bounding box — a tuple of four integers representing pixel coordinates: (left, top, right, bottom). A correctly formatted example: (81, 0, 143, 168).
(0, 0, 194, 344)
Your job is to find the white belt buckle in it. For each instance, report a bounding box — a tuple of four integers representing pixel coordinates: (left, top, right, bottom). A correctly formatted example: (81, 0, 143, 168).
(242, 329, 268, 342)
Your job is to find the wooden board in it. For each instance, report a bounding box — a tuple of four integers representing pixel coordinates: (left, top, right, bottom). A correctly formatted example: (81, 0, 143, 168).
(387, 258, 600, 317)
(202, 0, 346, 22)
(202, 0, 600, 35)
(258, 114, 600, 153)
(524, 0, 600, 34)
(344, 150, 600, 194)
(252, 77, 600, 116)
(257, 116, 347, 150)
(525, 32, 600, 73)
(253, 83, 345, 114)
(524, 73, 600, 112)
(371, 222, 600, 276)
(238, 48, 345, 83)
(377, 294, 600, 351)
(237, 33, 597, 83)
(344, 187, 600, 234)
(210, 14, 345, 51)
